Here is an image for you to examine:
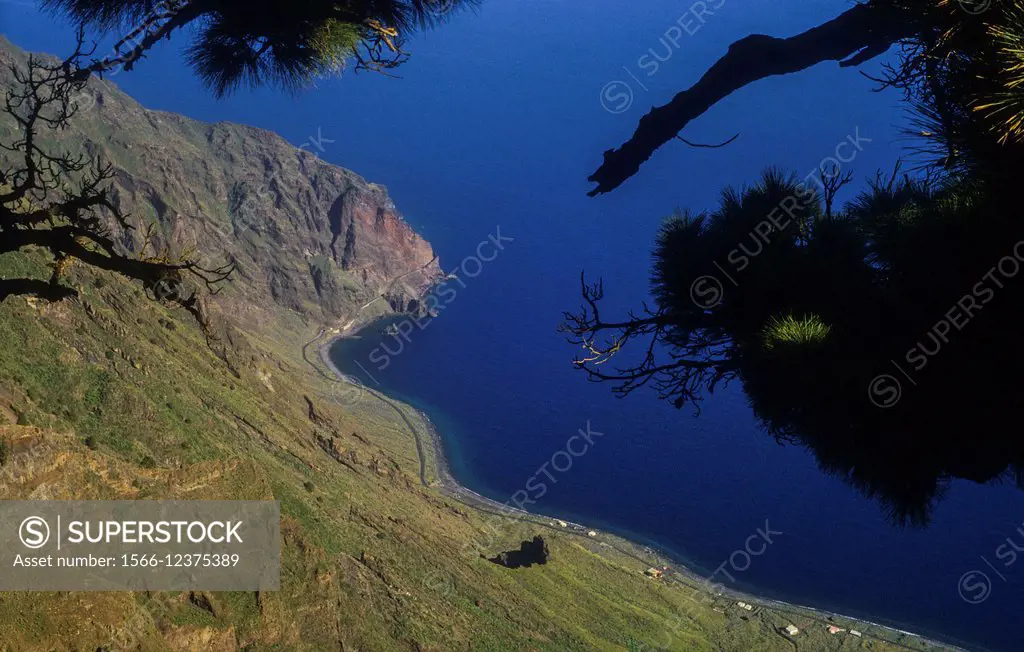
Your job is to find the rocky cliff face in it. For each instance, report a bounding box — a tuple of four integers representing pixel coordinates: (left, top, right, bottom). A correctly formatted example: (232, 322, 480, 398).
(0, 36, 442, 329)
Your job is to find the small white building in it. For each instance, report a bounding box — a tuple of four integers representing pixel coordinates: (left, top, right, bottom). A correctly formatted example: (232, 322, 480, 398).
(850, 630, 862, 637)
(587, 530, 597, 537)
(783, 625, 800, 637)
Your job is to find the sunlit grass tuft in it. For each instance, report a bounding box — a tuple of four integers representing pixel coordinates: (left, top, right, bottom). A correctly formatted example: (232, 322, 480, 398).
(761, 314, 832, 351)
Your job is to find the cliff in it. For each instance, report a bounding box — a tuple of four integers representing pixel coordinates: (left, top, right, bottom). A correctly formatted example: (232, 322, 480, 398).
(0, 36, 441, 330)
(0, 36, 947, 652)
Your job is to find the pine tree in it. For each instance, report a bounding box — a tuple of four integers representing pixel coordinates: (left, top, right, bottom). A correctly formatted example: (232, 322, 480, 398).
(42, 0, 477, 95)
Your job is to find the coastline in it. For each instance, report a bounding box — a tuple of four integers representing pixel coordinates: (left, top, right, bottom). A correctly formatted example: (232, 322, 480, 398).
(315, 318, 974, 652)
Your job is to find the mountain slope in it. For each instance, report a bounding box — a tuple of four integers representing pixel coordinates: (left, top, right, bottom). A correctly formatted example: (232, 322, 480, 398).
(0, 35, 440, 331)
(0, 36, 955, 652)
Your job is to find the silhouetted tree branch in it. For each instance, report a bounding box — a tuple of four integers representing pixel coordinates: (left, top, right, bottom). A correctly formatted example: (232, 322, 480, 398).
(0, 36, 233, 328)
(588, 2, 916, 195)
(820, 163, 854, 221)
(72, 1, 204, 80)
(559, 273, 736, 410)
(44, 0, 481, 94)
(675, 133, 739, 149)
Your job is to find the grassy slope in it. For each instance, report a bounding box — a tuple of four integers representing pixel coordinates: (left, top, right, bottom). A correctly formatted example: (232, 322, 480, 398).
(0, 254, 957, 651)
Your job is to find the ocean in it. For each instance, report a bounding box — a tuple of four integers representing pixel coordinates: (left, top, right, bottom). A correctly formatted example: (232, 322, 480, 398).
(5, 0, 1024, 649)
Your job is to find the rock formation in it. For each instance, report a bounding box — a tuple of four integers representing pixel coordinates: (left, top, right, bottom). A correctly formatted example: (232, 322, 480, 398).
(0, 37, 442, 330)
(489, 536, 550, 569)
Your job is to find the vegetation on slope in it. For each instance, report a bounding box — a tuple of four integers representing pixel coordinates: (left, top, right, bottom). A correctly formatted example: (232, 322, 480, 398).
(0, 237, 953, 650)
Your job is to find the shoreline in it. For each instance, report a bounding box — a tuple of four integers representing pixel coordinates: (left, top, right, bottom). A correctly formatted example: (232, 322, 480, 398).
(316, 318, 974, 652)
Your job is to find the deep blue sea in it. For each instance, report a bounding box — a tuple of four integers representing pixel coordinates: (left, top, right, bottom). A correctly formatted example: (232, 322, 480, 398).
(5, 1, 1024, 649)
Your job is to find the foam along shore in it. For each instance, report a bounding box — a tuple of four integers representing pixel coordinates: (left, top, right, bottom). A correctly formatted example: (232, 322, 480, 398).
(316, 319, 971, 652)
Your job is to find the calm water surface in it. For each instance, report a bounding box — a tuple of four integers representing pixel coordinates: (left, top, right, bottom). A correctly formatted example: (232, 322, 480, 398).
(5, 1, 1024, 649)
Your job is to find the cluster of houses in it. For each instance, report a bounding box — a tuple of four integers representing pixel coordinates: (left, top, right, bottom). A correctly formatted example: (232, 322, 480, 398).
(820, 624, 862, 637)
(549, 519, 598, 539)
(632, 563, 868, 642)
(644, 567, 665, 580)
(780, 622, 863, 638)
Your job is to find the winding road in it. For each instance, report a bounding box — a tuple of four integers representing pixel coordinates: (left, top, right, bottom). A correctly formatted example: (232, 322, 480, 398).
(301, 325, 960, 652)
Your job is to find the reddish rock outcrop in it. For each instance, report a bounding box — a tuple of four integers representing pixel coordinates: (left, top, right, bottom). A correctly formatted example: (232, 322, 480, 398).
(0, 37, 442, 329)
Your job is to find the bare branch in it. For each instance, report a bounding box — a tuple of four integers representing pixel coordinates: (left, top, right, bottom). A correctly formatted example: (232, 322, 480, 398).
(0, 41, 234, 331)
(675, 133, 740, 149)
(588, 3, 915, 195)
(560, 272, 735, 411)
